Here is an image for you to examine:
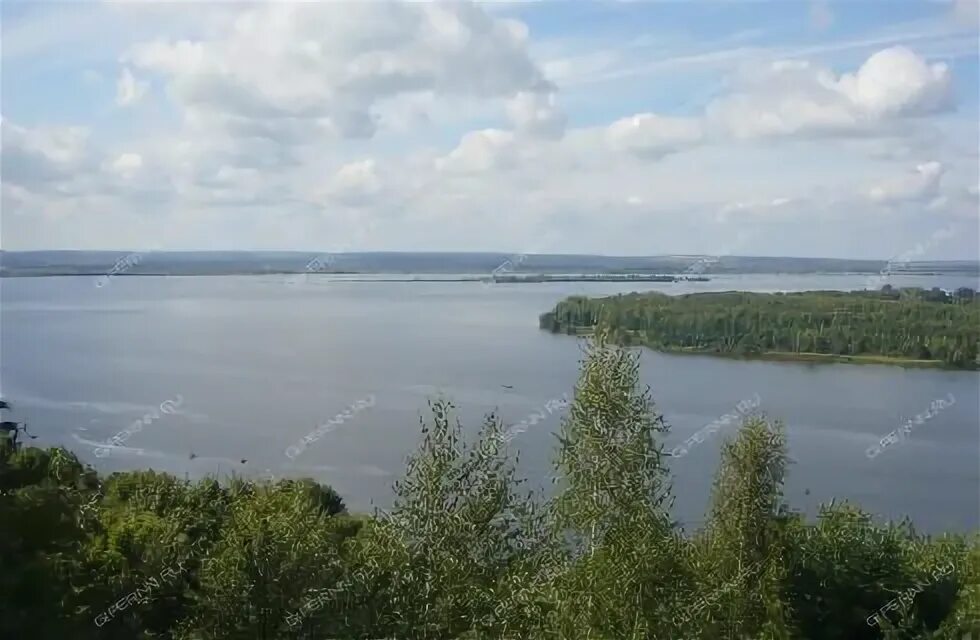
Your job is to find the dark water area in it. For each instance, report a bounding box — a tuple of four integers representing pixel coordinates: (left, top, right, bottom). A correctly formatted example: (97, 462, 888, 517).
(2, 273, 977, 533)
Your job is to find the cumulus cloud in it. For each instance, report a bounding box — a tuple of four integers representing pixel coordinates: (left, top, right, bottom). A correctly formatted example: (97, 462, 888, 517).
(116, 67, 148, 106)
(606, 113, 702, 159)
(707, 47, 951, 139)
(866, 161, 945, 204)
(325, 159, 383, 205)
(126, 1, 550, 142)
(1, 119, 93, 187)
(706, 62, 858, 139)
(505, 91, 566, 139)
(108, 152, 144, 177)
(0, 116, 179, 233)
(3, 2, 976, 257)
(837, 47, 951, 117)
(606, 46, 952, 161)
(717, 196, 797, 222)
(436, 129, 516, 173)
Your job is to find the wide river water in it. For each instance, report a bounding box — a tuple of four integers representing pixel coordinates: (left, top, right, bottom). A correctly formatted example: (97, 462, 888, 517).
(2, 273, 978, 533)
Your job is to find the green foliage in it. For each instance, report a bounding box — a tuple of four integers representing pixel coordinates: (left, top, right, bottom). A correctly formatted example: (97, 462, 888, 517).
(1, 338, 977, 639)
(179, 482, 347, 640)
(693, 416, 792, 639)
(540, 288, 980, 368)
(548, 331, 689, 639)
(371, 400, 545, 639)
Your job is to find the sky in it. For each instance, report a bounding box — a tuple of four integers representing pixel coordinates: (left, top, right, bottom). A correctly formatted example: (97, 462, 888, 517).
(1, 0, 978, 259)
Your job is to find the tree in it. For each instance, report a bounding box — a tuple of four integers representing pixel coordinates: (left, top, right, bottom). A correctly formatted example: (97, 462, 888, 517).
(548, 332, 688, 639)
(368, 400, 542, 639)
(955, 287, 976, 303)
(180, 480, 345, 640)
(0, 447, 100, 639)
(696, 416, 792, 639)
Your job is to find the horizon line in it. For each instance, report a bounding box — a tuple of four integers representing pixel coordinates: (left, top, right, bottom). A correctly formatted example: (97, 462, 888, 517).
(2, 249, 978, 264)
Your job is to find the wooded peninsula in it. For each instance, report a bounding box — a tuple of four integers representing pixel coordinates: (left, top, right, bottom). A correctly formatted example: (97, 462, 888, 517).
(539, 286, 980, 369)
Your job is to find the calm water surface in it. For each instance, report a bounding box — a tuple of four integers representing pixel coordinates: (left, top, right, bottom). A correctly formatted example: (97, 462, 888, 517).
(2, 273, 977, 532)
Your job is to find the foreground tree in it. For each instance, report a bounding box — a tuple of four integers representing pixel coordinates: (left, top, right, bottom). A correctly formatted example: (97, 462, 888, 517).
(178, 480, 349, 640)
(360, 400, 543, 639)
(693, 416, 792, 639)
(0, 447, 98, 639)
(548, 332, 690, 638)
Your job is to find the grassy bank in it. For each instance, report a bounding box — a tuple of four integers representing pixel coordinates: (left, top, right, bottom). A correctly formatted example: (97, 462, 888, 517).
(556, 327, 960, 369)
(665, 346, 952, 369)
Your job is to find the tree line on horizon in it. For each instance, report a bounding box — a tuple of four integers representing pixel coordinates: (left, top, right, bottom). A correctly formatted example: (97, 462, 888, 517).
(539, 287, 980, 368)
(1, 335, 978, 639)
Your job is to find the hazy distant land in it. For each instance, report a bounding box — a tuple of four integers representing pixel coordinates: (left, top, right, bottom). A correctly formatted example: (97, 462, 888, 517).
(1, 250, 977, 278)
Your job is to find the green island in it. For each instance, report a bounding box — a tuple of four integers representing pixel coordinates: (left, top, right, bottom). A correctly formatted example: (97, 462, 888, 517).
(1, 337, 978, 639)
(540, 286, 980, 370)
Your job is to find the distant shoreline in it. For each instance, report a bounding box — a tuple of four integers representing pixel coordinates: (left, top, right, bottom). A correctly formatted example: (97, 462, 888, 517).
(0, 272, 710, 283)
(3, 251, 976, 280)
(3, 270, 976, 279)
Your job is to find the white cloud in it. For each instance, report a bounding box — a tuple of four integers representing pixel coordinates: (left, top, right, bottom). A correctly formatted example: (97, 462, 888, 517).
(866, 161, 945, 204)
(921, 176, 980, 220)
(505, 91, 566, 139)
(717, 196, 797, 222)
(707, 47, 951, 139)
(1, 120, 93, 187)
(836, 47, 951, 117)
(541, 50, 621, 88)
(436, 129, 516, 173)
(116, 67, 149, 106)
(108, 152, 144, 177)
(606, 113, 703, 159)
(126, 1, 549, 142)
(601, 47, 953, 160)
(3, 2, 977, 259)
(325, 159, 382, 205)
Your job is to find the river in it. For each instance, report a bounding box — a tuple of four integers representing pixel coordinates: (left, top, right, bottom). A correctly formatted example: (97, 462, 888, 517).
(1, 273, 977, 533)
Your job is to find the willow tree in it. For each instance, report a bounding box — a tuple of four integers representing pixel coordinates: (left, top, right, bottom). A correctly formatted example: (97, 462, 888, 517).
(548, 332, 689, 639)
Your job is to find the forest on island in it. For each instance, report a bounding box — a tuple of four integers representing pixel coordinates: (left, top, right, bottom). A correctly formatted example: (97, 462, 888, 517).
(1, 337, 978, 639)
(539, 287, 980, 369)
